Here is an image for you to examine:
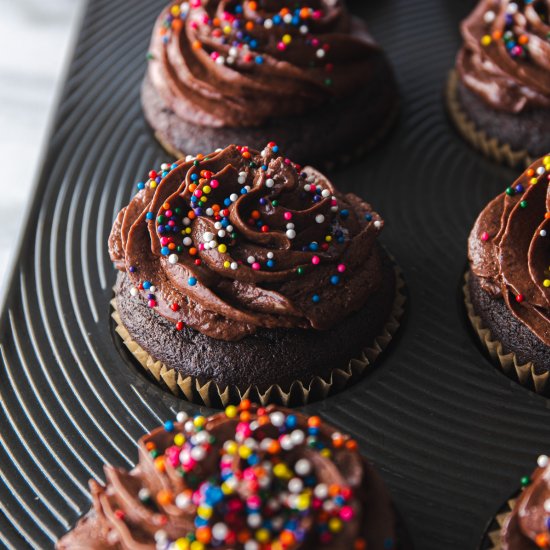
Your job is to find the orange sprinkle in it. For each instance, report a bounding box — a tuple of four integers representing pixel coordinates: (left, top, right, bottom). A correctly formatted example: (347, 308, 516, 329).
(308, 416, 321, 428)
(157, 489, 173, 506)
(196, 527, 212, 544)
(154, 456, 166, 472)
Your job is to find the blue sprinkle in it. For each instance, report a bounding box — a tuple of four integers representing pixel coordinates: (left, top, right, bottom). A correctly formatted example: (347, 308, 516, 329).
(164, 420, 174, 432)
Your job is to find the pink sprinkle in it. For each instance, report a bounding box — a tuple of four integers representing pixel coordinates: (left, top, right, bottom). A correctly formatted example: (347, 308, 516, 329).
(337, 264, 346, 273)
(252, 262, 261, 270)
(312, 256, 320, 265)
(284, 212, 293, 220)
(481, 231, 489, 242)
(210, 179, 219, 188)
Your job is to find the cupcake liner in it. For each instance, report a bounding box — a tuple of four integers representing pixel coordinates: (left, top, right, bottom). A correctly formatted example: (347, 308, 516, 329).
(153, 104, 400, 172)
(111, 267, 405, 408)
(446, 70, 533, 169)
(483, 498, 516, 550)
(463, 272, 550, 395)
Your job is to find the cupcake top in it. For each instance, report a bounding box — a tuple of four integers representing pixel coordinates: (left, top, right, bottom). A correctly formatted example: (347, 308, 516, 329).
(146, 0, 389, 127)
(109, 143, 386, 341)
(57, 403, 398, 550)
(501, 453, 550, 548)
(468, 155, 550, 346)
(456, 0, 550, 113)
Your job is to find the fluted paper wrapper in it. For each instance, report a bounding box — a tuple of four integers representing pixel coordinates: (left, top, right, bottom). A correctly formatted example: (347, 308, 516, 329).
(446, 70, 533, 169)
(112, 269, 405, 408)
(464, 273, 550, 395)
(485, 498, 516, 550)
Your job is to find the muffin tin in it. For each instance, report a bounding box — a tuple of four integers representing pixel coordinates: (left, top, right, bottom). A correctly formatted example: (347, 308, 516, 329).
(1, 0, 548, 549)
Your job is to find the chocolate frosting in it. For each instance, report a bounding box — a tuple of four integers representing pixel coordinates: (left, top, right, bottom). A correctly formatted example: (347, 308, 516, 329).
(57, 404, 398, 549)
(146, 0, 388, 128)
(501, 455, 550, 549)
(109, 143, 386, 342)
(468, 155, 550, 346)
(456, 0, 550, 113)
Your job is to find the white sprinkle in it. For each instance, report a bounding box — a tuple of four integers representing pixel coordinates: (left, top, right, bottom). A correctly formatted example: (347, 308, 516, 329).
(176, 411, 188, 423)
(484, 10, 495, 23)
(315, 214, 325, 224)
(168, 254, 179, 264)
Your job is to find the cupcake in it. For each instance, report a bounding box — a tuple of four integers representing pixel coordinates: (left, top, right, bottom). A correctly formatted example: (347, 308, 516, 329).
(485, 453, 550, 549)
(466, 154, 550, 394)
(109, 143, 402, 406)
(57, 403, 404, 550)
(447, 0, 550, 167)
(142, 0, 398, 167)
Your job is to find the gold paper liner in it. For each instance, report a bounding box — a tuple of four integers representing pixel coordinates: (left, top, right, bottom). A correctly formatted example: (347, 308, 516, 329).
(153, 104, 399, 171)
(112, 268, 405, 408)
(463, 272, 550, 395)
(486, 498, 516, 550)
(446, 70, 533, 169)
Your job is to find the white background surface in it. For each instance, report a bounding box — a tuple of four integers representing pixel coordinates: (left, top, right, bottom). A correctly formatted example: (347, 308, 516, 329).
(0, 0, 85, 299)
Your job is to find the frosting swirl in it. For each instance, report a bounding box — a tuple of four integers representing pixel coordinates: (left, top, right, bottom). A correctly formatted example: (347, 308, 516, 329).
(146, 0, 388, 127)
(56, 403, 398, 550)
(109, 143, 386, 342)
(501, 454, 550, 549)
(456, 0, 550, 113)
(468, 154, 550, 346)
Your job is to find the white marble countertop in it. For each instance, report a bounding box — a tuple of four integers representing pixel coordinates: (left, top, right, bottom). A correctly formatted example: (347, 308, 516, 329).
(0, 0, 86, 300)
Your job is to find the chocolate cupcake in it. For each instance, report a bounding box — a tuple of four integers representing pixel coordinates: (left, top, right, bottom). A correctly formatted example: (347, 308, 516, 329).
(57, 403, 404, 550)
(109, 143, 403, 406)
(447, 0, 550, 167)
(485, 453, 550, 549)
(465, 154, 550, 394)
(142, 0, 398, 167)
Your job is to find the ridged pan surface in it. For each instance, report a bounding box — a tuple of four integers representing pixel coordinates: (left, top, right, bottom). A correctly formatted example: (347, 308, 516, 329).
(0, 0, 544, 548)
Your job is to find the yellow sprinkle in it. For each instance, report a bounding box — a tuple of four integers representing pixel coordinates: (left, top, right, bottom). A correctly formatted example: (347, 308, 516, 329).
(225, 405, 238, 418)
(481, 35, 492, 46)
(173, 434, 185, 446)
(218, 244, 227, 253)
(256, 529, 270, 543)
